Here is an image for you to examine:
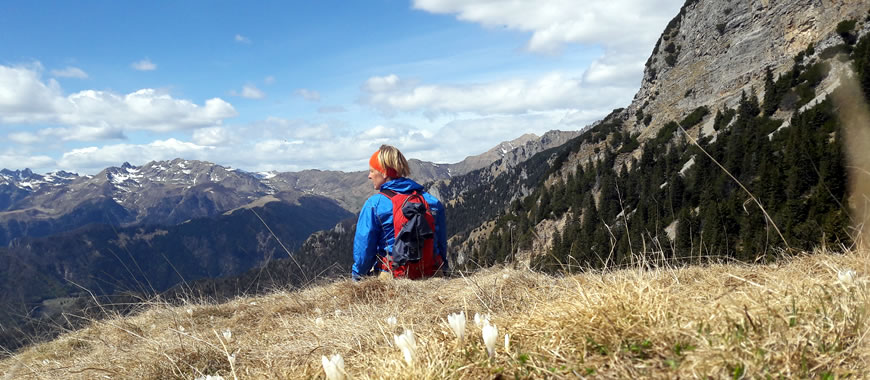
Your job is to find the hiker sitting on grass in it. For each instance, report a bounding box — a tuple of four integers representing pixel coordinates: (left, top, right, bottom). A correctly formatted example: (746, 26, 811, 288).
(352, 144, 448, 281)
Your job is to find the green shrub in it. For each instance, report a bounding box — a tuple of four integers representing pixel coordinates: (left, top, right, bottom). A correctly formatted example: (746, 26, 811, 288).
(836, 20, 857, 45)
(836, 19, 856, 35)
(680, 106, 710, 128)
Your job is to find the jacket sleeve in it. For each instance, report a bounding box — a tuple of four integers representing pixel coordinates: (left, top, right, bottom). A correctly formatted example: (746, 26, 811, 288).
(352, 197, 381, 280)
(426, 193, 449, 270)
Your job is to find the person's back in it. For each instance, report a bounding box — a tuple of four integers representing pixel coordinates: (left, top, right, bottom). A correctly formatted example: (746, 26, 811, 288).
(351, 145, 448, 280)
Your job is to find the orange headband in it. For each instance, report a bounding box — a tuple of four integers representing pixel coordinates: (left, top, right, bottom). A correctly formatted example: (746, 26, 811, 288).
(369, 150, 398, 178)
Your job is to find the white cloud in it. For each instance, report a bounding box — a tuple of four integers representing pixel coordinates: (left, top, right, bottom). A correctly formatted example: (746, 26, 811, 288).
(192, 126, 231, 146)
(7, 132, 42, 144)
(428, 111, 600, 163)
(295, 88, 321, 102)
(235, 34, 251, 44)
(57, 138, 213, 172)
(264, 76, 275, 85)
(0, 152, 55, 170)
(364, 74, 402, 93)
(50, 66, 88, 79)
(33, 105, 604, 174)
(131, 58, 157, 71)
(231, 84, 265, 99)
(410, 0, 682, 116)
(8, 125, 125, 143)
(0, 64, 63, 119)
(413, 0, 681, 54)
(361, 72, 634, 117)
(0, 64, 237, 141)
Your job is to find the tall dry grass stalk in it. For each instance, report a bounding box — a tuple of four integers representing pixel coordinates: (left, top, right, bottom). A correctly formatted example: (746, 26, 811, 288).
(833, 73, 870, 250)
(1, 249, 868, 379)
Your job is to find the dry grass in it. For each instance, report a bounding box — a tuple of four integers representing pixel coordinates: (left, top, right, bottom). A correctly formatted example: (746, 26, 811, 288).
(1, 249, 869, 379)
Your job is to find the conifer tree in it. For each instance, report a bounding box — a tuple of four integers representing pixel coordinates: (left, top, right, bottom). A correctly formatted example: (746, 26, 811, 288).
(763, 67, 779, 116)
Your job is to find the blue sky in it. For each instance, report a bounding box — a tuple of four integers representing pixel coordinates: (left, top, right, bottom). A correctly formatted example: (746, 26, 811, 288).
(0, 0, 683, 174)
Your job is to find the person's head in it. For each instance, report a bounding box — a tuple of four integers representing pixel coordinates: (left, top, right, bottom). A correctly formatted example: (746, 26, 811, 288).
(368, 144, 410, 189)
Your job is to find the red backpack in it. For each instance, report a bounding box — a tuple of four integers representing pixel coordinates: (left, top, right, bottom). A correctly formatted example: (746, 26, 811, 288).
(377, 189, 442, 279)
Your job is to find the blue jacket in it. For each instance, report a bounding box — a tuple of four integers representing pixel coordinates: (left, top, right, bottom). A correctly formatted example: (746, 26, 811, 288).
(352, 177, 448, 279)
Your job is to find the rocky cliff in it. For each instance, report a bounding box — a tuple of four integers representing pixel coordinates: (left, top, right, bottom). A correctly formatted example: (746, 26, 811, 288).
(629, 0, 868, 140)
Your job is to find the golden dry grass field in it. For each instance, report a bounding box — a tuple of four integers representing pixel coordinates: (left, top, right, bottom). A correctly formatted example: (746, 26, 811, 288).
(1, 249, 868, 379)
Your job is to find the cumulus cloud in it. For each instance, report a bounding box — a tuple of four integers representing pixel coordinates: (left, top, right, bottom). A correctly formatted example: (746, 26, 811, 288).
(235, 34, 251, 44)
(130, 58, 157, 71)
(413, 0, 681, 54)
(0, 64, 63, 119)
(0, 64, 237, 141)
(8, 125, 125, 143)
(231, 84, 265, 99)
(295, 89, 321, 102)
(360, 72, 634, 117)
(50, 66, 88, 79)
(192, 126, 231, 146)
(32, 104, 606, 174)
(410, 0, 682, 113)
(0, 152, 55, 170)
(57, 138, 213, 172)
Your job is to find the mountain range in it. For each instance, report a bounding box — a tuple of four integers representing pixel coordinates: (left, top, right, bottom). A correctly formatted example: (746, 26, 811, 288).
(0, 130, 579, 350)
(2, 0, 869, 354)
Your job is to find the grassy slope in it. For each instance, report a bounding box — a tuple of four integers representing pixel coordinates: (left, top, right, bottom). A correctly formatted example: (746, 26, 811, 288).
(1, 249, 868, 379)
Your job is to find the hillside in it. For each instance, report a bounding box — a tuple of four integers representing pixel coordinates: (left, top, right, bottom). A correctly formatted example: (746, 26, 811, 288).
(144, 0, 870, 302)
(0, 195, 352, 351)
(457, 1, 870, 272)
(2, 0, 869, 370)
(1, 249, 867, 379)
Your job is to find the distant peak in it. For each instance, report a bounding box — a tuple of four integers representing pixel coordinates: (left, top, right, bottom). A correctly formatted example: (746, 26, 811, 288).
(0, 168, 35, 180)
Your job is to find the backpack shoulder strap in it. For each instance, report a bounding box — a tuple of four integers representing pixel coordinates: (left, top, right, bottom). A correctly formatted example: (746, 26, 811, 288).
(380, 189, 397, 198)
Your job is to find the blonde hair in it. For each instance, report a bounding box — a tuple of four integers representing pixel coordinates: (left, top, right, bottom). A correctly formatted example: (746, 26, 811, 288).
(377, 144, 411, 178)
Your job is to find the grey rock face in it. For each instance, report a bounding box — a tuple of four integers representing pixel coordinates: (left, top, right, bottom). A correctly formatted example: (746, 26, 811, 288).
(628, 0, 867, 141)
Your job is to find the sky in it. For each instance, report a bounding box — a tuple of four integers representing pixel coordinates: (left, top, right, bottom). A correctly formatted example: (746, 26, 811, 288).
(0, 0, 684, 175)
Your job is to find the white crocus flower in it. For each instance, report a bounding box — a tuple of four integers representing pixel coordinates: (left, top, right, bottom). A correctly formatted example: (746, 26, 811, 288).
(394, 329, 417, 365)
(447, 312, 466, 341)
(838, 269, 857, 285)
(222, 328, 233, 342)
(321, 354, 346, 380)
(504, 333, 511, 352)
(482, 323, 498, 358)
(195, 375, 225, 380)
(386, 316, 397, 327)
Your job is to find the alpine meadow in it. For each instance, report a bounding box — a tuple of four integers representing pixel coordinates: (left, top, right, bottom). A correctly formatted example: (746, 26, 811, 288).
(3, 0, 870, 379)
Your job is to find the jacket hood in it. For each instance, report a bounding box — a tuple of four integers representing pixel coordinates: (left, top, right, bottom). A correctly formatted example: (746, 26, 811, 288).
(380, 177, 425, 193)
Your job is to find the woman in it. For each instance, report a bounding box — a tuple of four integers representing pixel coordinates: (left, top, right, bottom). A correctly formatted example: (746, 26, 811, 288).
(352, 145, 448, 280)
